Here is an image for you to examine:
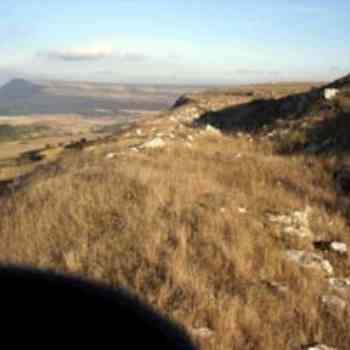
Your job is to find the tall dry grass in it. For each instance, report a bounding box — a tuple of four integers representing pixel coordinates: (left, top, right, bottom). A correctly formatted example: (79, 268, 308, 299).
(0, 133, 349, 349)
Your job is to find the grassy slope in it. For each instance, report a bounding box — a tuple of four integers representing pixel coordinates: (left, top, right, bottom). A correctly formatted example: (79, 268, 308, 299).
(0, 81, 350, 349)
(0, 124, 50, 142)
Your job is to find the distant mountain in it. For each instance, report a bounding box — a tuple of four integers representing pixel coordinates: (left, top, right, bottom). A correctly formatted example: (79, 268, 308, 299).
(0, 79, 190, 116)
(0, 79, 43, 99)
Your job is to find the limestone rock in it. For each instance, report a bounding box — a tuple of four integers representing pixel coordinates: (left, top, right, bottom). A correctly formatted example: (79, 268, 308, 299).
(205, 124, 221, 135)
(303, 345, 338, 350)
(238, 207, 247, 214)
(190, 327, 214, 339)
(324, 88, 339, 100)
(268, 207, 313, 239)
(329, 278, 350, 298)
(105, 153, 117, 159)
(285, 250, 334, 275)
(314, 241, 348, 255)
(322, 294, 347, 315)
(330, 242, 347, 254)
(142, 137, 166, 149)
(329, 277, 350, 291)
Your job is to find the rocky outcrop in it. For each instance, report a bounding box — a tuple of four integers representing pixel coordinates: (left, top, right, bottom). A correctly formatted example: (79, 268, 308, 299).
(285, 250, 334, 275)
(141, 137, 166, 149)
(268, 207, 313, 239)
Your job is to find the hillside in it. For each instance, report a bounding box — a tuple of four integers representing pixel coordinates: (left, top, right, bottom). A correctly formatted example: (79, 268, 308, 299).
(0, 79, 195, 116)
(0, 76, 350, 350)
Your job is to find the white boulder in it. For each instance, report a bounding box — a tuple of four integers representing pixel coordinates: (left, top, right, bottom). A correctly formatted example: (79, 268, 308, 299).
(105, 153, 117, 159)
(330, 241, 348, 255)
(324, 88, 339, 100)
(205, 124, 221, 135)
(142, 137, 166, 149)
(305, 345, 338, 350)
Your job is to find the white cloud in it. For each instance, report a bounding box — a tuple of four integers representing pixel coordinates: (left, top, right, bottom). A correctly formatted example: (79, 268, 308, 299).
(46, 45, 114, 61)
(43, 44, 150, 63)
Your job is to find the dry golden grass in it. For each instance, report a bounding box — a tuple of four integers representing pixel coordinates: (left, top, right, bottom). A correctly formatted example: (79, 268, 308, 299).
(0, 120, 350, 350)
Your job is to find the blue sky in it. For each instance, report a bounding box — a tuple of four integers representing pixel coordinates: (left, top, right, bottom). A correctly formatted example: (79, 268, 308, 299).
(0, 0, 349, 85)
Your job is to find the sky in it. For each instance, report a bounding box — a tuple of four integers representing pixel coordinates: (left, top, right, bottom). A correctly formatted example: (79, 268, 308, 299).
(0, 0, 349, 85)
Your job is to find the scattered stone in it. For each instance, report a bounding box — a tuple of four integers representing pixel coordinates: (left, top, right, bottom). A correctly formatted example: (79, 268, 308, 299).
(187, 135, 194, 142)
(130, 147, 139, 152)
(330, 241, 347, 254)
(205, 124, 221, 135)
(235, 153, 242, 159)
(268, 207, 313, 239)
(105, 152, 117, 159)
(322, 294, 347, 315)
(267, 130, 277, 138)
(142, 137, 166, 149)
(190, 327, 214, 339)
(238, 207, 247, 214)
(324, 88, 339, 100)
(282, 225, 313, 239)
(303, 344, 338, 350)
(328, 278, 350, 298)
(314, 241, 348, 255)
(136, 129, 143, 136)
(185, 142, 193, 148)
(285, 250, 334, 275)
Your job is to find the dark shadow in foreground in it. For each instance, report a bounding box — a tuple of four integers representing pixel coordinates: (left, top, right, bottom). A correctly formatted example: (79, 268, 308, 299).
(0, 265, 196, 349)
